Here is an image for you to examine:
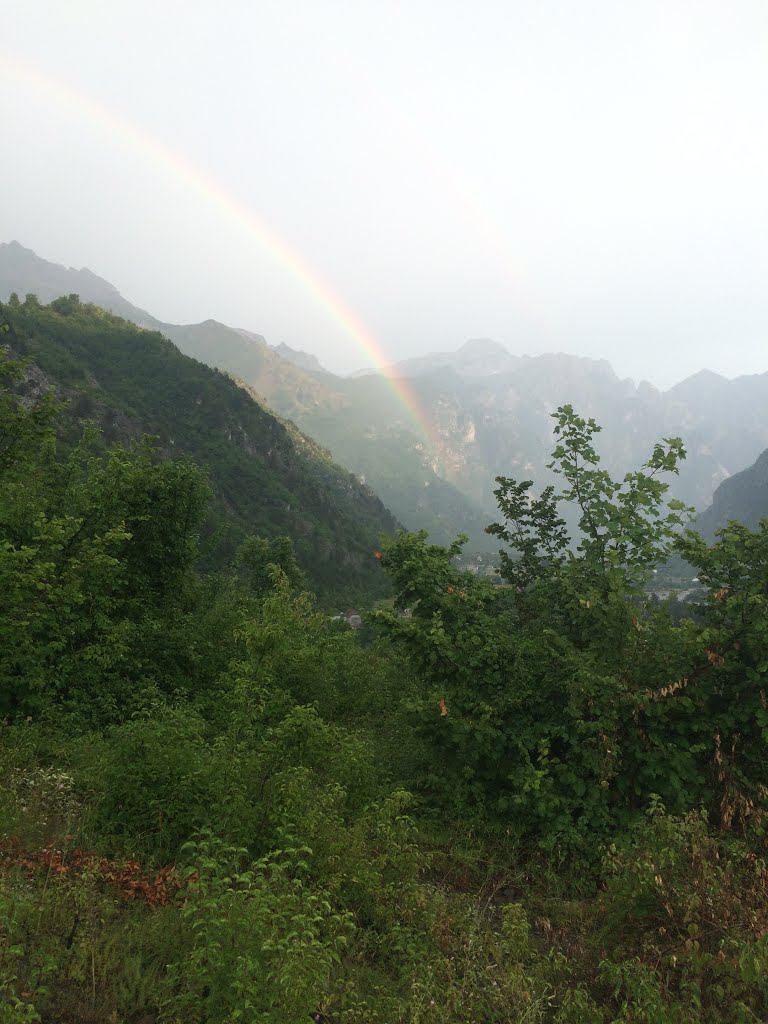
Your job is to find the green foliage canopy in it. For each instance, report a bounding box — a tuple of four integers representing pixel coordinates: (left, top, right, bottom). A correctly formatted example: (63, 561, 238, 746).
(375, 406, 768, 848)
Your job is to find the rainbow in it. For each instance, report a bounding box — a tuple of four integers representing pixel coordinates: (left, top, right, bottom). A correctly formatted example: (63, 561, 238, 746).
(1, 53, 441, 449)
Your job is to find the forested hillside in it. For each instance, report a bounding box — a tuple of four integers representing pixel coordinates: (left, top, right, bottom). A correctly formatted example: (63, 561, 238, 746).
(4, 355, 768, 1022)
(0, 294, 399, 603)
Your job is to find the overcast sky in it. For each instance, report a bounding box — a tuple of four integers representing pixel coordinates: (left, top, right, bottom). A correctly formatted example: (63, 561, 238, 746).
(2, 0, 767, 387)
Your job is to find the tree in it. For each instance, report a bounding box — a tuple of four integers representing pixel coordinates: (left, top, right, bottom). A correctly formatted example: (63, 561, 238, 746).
(49, 293, 82, 316)
(235, 534, 306, 597)
(490, 404, 690, 586)
(488, 404, 693, 653)
(375, 406, 705, 847)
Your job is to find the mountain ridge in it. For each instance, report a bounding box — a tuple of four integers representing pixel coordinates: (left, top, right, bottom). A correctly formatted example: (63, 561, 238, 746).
(4, 241, 768, 548)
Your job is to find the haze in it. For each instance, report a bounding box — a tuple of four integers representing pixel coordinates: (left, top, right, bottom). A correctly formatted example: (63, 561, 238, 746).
(2, 0, 767, 388)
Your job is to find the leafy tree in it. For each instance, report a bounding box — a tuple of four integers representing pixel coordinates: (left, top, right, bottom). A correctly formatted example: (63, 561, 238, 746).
(489, 404, 692, 613)
(376, 406, 703, 846)
(49, 293, 82, 317)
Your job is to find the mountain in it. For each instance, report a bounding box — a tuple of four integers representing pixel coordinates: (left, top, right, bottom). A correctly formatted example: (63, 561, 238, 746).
(159, 319, 270, 376)
(353, 338, 520, 379)
(0, 244, 492, 547)
(0, 242, 325, 382)
(5, 242, 768, 551)
(0, 240, 160, 328)
(695, 447, 768, 539)
(0, 294, 398, 603)
(129, 314, 768, 544)
(272, 354, 768, 546)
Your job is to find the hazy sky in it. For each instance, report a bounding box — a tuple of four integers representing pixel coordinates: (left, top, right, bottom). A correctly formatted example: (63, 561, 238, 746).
(2, 1, 767, 387)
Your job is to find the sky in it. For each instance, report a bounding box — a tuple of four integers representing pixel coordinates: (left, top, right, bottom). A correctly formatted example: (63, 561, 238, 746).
(2, 0, 767, 388)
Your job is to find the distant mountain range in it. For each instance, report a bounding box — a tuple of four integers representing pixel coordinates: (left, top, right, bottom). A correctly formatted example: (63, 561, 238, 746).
(4, 240, 768, 548)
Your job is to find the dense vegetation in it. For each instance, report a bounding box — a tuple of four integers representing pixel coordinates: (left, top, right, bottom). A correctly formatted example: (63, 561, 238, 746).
(3, 323, 768, 1022)
(0, 294, 399, 605)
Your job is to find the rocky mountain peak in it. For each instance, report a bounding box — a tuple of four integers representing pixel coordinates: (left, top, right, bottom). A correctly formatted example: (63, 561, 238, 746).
(273, 342, 327, 374)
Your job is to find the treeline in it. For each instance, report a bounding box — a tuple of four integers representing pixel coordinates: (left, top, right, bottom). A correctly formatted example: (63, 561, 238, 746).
(2, 340, 768, 1022)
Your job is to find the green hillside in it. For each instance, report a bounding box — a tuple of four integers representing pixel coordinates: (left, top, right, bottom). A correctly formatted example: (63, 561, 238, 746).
(1, 294, 398, 603)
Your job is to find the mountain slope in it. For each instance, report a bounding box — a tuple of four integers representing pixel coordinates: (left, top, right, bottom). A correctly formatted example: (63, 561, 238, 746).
(273, 341, 328, 373)
(1, 295, 398, 602)
(695, 447, 768, 539)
